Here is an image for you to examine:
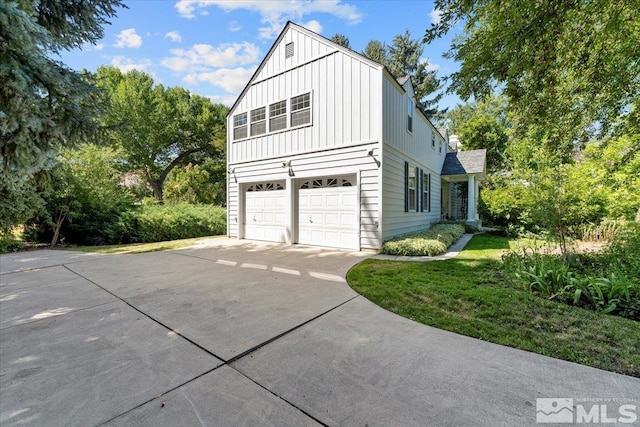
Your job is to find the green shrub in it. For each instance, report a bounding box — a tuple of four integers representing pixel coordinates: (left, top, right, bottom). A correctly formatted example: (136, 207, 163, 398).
(111, 203, 226, 244)
(502, 222, 640, 320)
(381, 223, 465, 256)
(0, 236, 25, 253)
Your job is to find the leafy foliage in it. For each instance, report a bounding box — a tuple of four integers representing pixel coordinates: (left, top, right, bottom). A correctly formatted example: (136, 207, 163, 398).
(381, 223, 465, 256)
(445, 94, 509, 172)
(329, 33, 351, 49)
(97, 66, 228, 202)
(362, 40, 387, 64)
(362, 30, 442, 116)
(426, 0, 639, 152)
(0, 0, 124, 176)
(164, 160, 225, 206)
(24, 144, 135, 246)
(112, 203, 226, 244)
(502, 223, 640, 320)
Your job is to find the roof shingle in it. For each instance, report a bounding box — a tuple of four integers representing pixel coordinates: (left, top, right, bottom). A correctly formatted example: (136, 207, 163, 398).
(441, 149, 487, 175)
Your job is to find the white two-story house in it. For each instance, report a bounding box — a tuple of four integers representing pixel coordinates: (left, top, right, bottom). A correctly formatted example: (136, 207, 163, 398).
(227, 22, 485, 251)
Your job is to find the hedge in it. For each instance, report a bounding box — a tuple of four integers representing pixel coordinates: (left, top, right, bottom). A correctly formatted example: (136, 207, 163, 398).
(381, 223, 466, 256)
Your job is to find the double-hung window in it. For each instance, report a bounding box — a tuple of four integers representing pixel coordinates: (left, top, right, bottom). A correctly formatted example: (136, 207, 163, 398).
(407, 99, 413, 133)
(291, 93, 311, 127)
(233, 113, 247, 140)
(408, 165, 417, 211)
(423, 173, 430, 212)
(250, 107, 266, 136)
(269, 100, 287, 132)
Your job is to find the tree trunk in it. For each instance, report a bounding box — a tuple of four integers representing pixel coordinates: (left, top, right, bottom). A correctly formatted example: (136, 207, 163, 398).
(51, 212, 66, 247)
(150, 179, 164, 204)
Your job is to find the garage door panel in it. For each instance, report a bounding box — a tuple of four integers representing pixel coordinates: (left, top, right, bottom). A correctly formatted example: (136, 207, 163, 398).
(244, 182, 286, 243)
(297, 176, 358, 250)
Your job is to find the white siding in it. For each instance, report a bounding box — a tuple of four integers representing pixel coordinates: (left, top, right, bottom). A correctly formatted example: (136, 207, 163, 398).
(228, 26, 382, 164)
(381, 145, 442, 240)
(382, 76, 446, 174)
(380, 75, 445, 241)
(228, 143, 381, 250)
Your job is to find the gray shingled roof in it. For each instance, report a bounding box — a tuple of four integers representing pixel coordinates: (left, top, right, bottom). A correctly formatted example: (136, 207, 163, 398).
(441, 149, 487, 175)
(396, 76, 410, 85)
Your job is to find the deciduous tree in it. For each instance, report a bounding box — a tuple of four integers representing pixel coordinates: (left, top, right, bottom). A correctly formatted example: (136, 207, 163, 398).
(98, 67, 227, 203)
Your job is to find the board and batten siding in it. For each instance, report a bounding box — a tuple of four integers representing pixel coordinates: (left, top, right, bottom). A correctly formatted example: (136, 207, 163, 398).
(228, 26, 382, 164)
(380, 74, 445, 240)
(227, 142, 381, 250)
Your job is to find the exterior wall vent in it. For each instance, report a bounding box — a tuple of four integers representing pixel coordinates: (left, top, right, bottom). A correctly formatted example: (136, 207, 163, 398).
(285, 42, 294, 59)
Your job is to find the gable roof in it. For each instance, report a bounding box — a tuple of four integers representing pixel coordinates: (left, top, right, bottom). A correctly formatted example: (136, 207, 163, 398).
(441, 149, 487, 176)
(227, 21, 382, 117)
(225, 21, 447, 142)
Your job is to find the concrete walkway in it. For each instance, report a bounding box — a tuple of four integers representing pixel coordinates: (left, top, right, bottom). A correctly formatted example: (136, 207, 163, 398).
(1, 240, 638, 426)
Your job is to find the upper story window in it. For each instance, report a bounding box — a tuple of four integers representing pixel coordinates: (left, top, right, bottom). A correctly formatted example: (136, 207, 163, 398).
(431, 134, 436, 148)
(233, 113, 247, 140)
(250, 107, 266, 136)
(269, 100, 287, 132)
(233, 92, 313, 142)
(407, 99, 413, 133)
(439, 140, 442, 153)
(291, 93, 311, 127)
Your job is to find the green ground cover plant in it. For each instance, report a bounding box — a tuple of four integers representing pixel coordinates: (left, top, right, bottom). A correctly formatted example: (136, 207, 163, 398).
(348, 233, 640, 377)
(381, 223, 465, 256)
(502, 222, 640, 320)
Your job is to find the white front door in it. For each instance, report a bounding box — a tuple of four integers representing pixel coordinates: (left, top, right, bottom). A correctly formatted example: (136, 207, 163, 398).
(244, 181, 286, 242)
(297, 176, 358, 250)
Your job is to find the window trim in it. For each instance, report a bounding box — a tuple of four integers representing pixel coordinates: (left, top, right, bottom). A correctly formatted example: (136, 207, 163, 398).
(233, 112, 248, 141)
(290, 91, 312, 130)
(423, 172, 430, 212)
(269, 99, 287, 133)
(232, 91, 313, 143)
(250, 107, 266, 137)
(408, 164, 417, 212)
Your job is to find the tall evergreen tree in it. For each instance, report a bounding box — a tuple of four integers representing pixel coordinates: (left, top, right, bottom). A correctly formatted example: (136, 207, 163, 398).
(329, 33, 351, 49)
(0, 0, 125, 176)
(362, 40, 388, 64)
(386, 30, 442, 116)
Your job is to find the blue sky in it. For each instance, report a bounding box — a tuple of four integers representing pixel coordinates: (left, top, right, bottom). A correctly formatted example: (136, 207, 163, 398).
(60, 0, 463, 110)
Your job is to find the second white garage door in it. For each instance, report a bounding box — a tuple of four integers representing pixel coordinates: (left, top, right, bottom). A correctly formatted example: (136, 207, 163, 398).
(297, 176, 358, 250)
(244, 181, 286, 243)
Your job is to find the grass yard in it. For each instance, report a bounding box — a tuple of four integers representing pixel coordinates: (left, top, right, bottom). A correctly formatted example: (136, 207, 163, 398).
(68, 236, 222, 254)
(347, 234, 640, 377)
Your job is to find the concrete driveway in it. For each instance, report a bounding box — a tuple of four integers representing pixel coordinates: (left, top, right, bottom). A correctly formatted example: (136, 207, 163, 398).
(1, 239, 638, 426)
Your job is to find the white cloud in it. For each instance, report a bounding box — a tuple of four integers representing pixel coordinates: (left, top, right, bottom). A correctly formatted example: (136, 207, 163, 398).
(95, 43, 104, 51)
(80, 42, 104, 51)
(161, 42, 260, 72)
(429, 9, 442, 25)
(174, 0, 361, 39)
(111, 56, 153, 73)
(420, 57, 441, 72)
(206, 94, 239, 107)
(114, 28, 142, 48)
(303, 19, 323, 34)
(165, 31, 182, 43)
(183, 67, 257, 93)
(228, 20, 242, 32)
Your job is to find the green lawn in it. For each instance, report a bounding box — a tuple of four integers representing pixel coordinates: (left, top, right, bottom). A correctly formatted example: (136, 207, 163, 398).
(67, 236, 223, 254)
(347, 234, 640, 377)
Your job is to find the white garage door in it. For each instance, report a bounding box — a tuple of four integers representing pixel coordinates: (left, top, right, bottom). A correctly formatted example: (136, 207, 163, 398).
(298, 176, 358, 250)
(244, 181, 286, 242)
